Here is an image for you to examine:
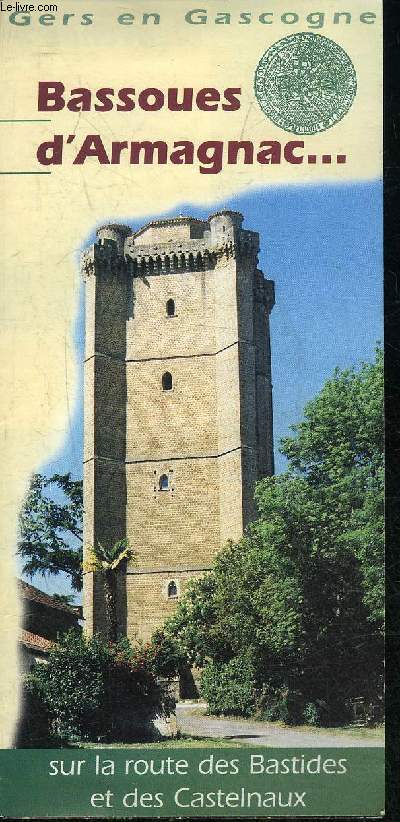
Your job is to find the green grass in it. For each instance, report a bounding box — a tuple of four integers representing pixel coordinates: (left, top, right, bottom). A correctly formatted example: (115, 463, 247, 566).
(71, 724, 384, 749)
(250, 720, 385, 740)
(73, 736, 244, 749)
(295, 723, 385, 740)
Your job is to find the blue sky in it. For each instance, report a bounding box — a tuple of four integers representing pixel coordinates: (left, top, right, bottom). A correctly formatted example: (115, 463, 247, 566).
(32, 180, 382, 597)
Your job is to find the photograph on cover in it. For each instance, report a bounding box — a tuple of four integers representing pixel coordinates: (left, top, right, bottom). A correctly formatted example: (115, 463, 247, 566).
(15, 189, 384, 754)
(0, 0, 383, 816)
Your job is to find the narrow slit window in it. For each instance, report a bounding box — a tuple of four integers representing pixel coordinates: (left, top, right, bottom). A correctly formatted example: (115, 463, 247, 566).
(162, 371, 173, 391)
(167, 580, 178, 598)
(166, 298, 175, 317)
(159, 474, 169, 491)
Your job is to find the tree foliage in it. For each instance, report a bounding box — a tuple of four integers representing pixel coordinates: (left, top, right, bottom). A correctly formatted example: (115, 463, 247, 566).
(83, 539, 134, 642)
(25, 631, 175, 743)
(165, 350, 384, 722)
(18, 473, 83, 591)
(278, 346, 384, 626)
(200, 656, 257, 717)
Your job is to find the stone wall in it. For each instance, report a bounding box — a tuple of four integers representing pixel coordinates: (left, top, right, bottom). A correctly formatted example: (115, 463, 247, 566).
(126, 568, 207, 644)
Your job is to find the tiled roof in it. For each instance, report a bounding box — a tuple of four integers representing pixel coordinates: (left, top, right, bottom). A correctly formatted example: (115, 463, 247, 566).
(20, 629, 53, 653)
(18, 580, 80, 617)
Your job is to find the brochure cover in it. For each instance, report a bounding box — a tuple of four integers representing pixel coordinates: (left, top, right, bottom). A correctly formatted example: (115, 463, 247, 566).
(0, 0, 384, 817)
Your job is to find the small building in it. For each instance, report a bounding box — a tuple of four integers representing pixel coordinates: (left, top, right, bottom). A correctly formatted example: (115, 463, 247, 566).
(19, 629, 53, 673)
(18, 580, 82, 673)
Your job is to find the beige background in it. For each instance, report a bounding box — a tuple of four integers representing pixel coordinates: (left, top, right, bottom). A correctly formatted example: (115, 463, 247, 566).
(0, 0, 381, 745)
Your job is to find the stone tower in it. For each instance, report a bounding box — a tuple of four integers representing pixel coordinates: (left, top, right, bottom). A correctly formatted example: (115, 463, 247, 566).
(81, 211, 275, 643)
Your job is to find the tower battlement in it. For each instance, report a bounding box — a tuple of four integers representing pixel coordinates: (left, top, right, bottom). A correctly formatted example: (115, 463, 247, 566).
(82, 209, 275, 648)
(82, 211, 260, 280)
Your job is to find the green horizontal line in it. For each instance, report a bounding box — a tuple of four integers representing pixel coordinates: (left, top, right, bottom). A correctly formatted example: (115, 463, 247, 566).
(0, 171, 51, 175)
(0, 119, 52, 123)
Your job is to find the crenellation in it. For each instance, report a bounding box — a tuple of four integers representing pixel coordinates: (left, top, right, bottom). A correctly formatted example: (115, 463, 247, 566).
(82, 212, 261, 283)
(81, 244, 127, 281)
(126, 240, 217, 278)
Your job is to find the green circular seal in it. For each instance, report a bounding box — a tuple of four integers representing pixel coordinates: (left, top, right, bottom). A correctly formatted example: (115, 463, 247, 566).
(254, 32, 357, 134)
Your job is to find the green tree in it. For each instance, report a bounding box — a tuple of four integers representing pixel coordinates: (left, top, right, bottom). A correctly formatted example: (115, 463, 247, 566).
(165, 349, 384, 722)
(18, 473, 83, 591)
(83, 540, 134, 642)
(24, 631, 174, 743)
(279, 346, 384, 626)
